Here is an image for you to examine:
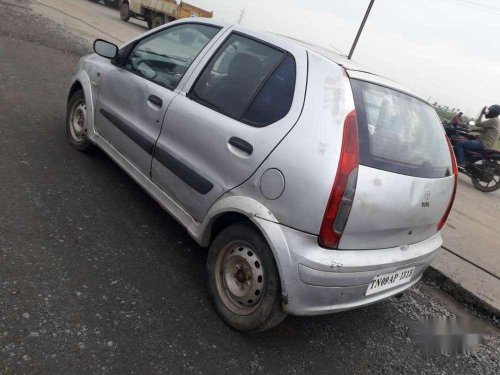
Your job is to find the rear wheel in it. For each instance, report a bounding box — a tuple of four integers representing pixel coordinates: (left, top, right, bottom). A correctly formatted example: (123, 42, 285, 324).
(151, 15, 164, 28)
(471, 159, 500, 192)
(207, 223, 286, 332)
(120, 2, 130, 21)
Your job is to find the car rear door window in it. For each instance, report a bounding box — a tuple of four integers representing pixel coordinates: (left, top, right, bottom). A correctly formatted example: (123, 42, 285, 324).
(124, 24, 220, 90)
(190, 33, 295, 125)
(242, 55, 295, 126)
(351, 79, 452, 178)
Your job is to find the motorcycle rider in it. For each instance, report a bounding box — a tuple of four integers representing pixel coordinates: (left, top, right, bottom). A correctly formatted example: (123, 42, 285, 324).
(451, 111, 464, 127)
(455, 105, 500, 167)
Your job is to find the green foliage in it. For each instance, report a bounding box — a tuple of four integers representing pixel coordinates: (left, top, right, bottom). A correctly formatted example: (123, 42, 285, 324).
(433, 102, 470, 123)
(434, 106, 455, 122)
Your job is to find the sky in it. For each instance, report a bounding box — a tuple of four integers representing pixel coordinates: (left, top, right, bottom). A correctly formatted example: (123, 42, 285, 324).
(188, 0, 500, 117)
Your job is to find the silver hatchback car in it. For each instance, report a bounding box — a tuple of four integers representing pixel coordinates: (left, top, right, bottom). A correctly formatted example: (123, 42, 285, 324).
(67, 19, 457, 332)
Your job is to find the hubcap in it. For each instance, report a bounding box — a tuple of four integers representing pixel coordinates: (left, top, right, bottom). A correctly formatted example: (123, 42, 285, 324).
(215, 242, 265, 315)
(69, 101, 87, 142)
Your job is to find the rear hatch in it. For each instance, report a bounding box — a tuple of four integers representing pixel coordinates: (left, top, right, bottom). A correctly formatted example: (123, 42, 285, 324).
(339, 76, 455, 250)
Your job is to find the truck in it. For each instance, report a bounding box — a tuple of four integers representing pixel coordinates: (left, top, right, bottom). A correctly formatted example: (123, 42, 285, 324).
(118, 0, 213, 29)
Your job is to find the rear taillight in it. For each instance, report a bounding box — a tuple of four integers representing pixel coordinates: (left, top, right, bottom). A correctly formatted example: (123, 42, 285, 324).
(319, 110, 359, 249)
(437, 137, 458, 231)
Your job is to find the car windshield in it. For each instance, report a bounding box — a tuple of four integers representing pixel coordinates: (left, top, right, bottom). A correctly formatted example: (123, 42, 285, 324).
(351, 79, 453, 179)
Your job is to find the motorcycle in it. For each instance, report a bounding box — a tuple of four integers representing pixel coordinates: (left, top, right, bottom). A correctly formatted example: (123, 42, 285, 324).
(444, 123, 500, 192)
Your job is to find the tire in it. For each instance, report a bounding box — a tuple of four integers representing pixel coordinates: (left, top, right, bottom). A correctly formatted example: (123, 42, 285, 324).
(207, 223, 286, 332)
(120, 2, 130, 21)
(66, 89, 94, 152)
(471, 159, 500, 192)
(472, 175, 500, 192)
(151, 15, 164, 29)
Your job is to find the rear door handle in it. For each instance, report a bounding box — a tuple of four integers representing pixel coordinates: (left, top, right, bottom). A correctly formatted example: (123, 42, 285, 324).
(148, 95, 163, 108)
(228, 137, 253, 155)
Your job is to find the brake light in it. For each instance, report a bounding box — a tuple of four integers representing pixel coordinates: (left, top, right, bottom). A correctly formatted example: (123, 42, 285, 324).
(437, 137, 458, 231)
(319, 110, 359, 249)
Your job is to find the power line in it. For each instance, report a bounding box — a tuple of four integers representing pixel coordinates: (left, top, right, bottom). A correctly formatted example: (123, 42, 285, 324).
(453, 0, 500, 11)
(438, 0, 500, 13)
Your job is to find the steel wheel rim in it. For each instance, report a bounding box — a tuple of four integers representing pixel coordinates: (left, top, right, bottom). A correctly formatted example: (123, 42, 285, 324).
(69, 100, 87, 143)
(215, 241, 265, 315)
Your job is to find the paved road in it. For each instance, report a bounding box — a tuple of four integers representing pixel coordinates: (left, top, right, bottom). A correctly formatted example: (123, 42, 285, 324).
(1, 1, 499, 374)
(443, 174, 500, 277)
(32, 0, 148, 45)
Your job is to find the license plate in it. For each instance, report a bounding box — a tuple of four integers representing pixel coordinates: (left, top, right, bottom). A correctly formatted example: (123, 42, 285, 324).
(365, 267, 415, 296)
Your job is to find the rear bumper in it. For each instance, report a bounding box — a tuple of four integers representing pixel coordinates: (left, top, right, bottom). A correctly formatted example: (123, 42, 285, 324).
(255, 218, 441, 316)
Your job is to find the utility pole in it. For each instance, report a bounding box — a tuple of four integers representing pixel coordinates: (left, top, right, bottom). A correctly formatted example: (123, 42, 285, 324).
(237, 8, 246, 25)
(348, 0, 375, 60)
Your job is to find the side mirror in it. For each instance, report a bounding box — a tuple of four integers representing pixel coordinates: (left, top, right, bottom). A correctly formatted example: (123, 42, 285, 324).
(94, 39, 118, 59)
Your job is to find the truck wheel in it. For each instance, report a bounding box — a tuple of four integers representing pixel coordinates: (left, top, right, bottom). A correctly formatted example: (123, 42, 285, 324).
(207, 223, 286, 332)
(120, 2, 130, 21)
(151, 15, 164, 28)
(66, 89, 94, 152)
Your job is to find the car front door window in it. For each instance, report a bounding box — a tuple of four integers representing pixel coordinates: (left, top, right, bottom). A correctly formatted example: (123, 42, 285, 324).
(125, 24, 221, 90)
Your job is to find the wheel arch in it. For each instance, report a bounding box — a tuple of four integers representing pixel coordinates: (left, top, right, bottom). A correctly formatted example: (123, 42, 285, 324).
(207, 212, 256, 245)
(190, 196, 279, 247)
(68, 80, 83, 102)
(189, 195, 294, 298)
(69, 71, 97, 142)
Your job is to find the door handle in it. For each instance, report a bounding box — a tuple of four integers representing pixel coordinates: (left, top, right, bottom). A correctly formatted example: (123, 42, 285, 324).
(228, 137, 253, 155)
(148, 95, 163, 108)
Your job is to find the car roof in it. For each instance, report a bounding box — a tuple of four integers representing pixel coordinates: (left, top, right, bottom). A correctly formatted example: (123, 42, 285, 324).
(182, 19, 429, 104)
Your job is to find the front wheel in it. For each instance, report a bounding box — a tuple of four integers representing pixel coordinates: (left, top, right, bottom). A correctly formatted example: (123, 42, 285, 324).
(120, 2, 130, 21)
(471, 158, 500, 192)
(207, 223, 286, 332)
(66, 89, 93, 152)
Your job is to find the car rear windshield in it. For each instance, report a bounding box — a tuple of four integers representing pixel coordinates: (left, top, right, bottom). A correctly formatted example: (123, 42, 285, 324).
(351, 79, 452, 179)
